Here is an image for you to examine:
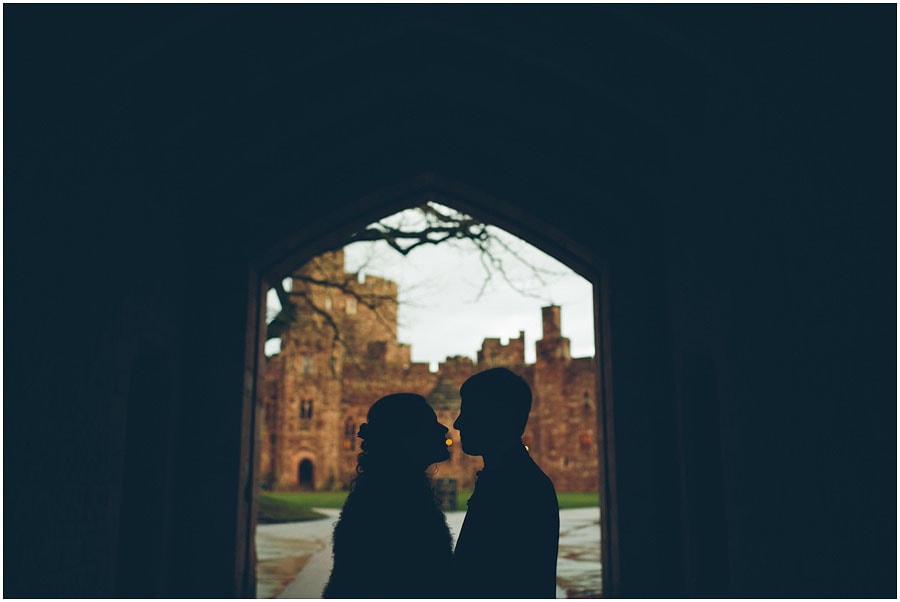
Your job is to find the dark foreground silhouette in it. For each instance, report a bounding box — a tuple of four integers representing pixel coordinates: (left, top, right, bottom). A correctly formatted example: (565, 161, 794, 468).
(453, 367, 560, 598)
(322, 393, 453, 598)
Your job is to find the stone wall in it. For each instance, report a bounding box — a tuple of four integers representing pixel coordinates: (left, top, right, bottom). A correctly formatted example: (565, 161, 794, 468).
(259, 253, 599, 494)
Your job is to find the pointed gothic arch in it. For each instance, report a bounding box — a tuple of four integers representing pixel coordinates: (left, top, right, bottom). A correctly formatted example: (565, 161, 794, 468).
(242, 172, 618, 595)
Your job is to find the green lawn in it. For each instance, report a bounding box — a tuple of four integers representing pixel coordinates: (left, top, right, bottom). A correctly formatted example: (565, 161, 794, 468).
(257, 494, 329, 523)
(257, 490, 599, 524)
(262, 490, 349, 509)
(556, 491, 600, 509)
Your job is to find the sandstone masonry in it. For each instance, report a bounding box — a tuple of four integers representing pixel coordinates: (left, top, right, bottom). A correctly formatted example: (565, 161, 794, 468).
(258, 249, 600, 493)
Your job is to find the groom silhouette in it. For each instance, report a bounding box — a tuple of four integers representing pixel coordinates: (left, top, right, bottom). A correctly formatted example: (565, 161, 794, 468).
(452, 367, 560, 598)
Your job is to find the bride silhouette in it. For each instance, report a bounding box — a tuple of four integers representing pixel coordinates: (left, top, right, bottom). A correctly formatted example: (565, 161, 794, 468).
(322, 393, 454, 598)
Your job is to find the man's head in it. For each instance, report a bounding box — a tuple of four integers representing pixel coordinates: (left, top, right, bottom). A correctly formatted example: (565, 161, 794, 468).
(453, 367, 532, 456)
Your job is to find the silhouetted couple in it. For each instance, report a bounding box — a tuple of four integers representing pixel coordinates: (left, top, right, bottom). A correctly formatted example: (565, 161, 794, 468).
(322, 367, 560, 599)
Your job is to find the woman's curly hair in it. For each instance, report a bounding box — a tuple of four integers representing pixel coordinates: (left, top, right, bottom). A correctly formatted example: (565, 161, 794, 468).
(323, 392, 454, 598)
(348, 393, 442, 499)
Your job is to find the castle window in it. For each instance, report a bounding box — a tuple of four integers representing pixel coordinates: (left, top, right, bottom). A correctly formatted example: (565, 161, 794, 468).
(345, 297, 357, 315)
(301, 356, 313, 374)
(343, 418, 355, 451)
(324, 296, 333, 311)
(583, 391, 591, 409)
(299, 399, 313, 429)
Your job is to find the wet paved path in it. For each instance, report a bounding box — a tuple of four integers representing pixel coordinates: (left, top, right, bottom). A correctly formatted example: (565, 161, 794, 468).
(256, 507, 602, 598)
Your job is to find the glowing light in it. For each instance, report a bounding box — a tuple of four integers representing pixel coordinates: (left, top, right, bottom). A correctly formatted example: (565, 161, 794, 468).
(445, 438, 453, 447)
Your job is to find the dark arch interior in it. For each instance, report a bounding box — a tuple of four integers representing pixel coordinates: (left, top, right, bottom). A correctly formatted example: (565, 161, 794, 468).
(254, 188, 609, 594)
(297, 460, 314, 490)
(4, 5, 894, 599)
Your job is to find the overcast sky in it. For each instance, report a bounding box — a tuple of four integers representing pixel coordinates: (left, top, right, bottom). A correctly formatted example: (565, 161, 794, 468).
(267, 206, 595, 370)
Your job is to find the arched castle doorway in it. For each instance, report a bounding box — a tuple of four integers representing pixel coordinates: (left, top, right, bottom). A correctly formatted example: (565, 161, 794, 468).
(245, 173, 615, 597)
(297, 459, 314, 490)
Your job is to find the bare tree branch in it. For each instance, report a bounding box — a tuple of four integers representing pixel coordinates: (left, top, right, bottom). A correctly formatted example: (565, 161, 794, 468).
(265, 201, 566, 359)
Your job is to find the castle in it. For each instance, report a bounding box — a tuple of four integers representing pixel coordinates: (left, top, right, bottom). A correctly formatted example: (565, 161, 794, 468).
(258, 249, 599, 493)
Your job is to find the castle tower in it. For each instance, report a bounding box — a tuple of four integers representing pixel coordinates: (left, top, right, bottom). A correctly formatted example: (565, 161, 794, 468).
(543, 304, 561, 338)
(536, 305, 571, 362)
(261, 254, 599, 493)
(531, 305, 598, 491)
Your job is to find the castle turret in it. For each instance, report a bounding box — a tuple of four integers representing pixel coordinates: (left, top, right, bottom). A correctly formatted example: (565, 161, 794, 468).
(537, 305, 570, 361)
(265, 251, 598, 494)
(295, 248, 345, 281)
(542, 305, 562, 339)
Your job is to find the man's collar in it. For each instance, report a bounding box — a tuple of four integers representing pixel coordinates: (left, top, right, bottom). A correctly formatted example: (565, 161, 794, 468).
(480, 442, 529, 473)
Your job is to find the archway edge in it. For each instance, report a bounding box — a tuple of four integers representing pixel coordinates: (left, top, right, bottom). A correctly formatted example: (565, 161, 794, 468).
(249, 170, 619, 595)
(257, 172, 605, 287)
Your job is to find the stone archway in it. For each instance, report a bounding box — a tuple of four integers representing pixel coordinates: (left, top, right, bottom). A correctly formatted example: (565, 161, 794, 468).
(245, 172, 616, 596)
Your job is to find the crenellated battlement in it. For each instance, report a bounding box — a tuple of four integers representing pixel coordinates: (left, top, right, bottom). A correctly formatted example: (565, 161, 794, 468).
(260, 253, 598, 493)
(477, 330, 526, 367)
